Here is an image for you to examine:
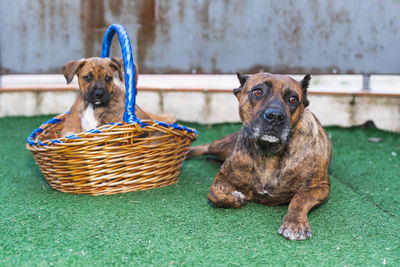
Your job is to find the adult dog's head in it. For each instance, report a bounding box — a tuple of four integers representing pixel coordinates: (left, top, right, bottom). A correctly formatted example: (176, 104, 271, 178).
(62, 57, 138, 107)
(233, 72, 311, 145)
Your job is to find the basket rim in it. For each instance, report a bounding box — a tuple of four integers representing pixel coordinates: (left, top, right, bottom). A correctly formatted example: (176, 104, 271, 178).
(27, 112, 198, 148)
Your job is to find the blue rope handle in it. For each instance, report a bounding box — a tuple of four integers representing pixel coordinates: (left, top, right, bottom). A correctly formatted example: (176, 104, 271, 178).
(101, 24, 137, 123)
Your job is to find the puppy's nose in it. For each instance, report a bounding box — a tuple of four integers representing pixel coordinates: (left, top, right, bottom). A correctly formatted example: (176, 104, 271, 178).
(94, 88, 105, 99)
(263, 109, 285, 125)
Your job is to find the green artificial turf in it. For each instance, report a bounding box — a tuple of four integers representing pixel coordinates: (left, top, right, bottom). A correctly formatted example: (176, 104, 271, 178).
(0, 115, 399, 266)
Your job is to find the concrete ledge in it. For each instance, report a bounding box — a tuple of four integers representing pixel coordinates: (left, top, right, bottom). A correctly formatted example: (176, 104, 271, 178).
(308, 94, 400, 132)
(1, 74, 400, 132)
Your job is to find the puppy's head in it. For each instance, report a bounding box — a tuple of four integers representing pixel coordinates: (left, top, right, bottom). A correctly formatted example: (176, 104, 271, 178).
(63, 57, 138, 106)
(233, 72, 311, 145)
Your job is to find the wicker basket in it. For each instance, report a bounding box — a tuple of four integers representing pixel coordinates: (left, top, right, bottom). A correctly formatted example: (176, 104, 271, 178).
(26, 24, 197, 195)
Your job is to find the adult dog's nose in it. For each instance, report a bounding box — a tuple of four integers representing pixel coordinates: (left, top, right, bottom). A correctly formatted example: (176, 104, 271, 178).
(263, 109, 286, 125)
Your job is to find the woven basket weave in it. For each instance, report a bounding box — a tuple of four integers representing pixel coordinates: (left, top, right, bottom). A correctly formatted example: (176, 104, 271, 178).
(26, 24, 197, 195)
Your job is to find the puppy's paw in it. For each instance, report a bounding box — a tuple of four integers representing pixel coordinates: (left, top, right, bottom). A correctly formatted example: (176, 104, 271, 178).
(231, 190, 248, 208)
(163, 114, 177, 124)
(278, 218, 311, 241)
(62, 131, 76, 137)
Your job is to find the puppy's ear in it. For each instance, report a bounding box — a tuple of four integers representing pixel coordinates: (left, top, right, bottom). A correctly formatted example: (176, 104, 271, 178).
(133, 61, 139, 87)
(110, 57, 139, 86)
(300, 74, 311, 107)
(237, 72, 249, 87)
(110, 57, 124, 81)
(62, 59, 86, 84)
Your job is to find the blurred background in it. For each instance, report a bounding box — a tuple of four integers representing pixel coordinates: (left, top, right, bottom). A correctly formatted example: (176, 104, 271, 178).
(0, 0, 399, 130)
(1, 0, 399, 74)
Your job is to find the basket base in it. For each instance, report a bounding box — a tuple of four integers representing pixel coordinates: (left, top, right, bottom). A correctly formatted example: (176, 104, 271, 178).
(46, 177, 179, 196)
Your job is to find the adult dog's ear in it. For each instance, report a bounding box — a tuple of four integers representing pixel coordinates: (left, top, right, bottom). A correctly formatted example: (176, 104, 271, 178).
(62, 59, 86, 84)
(111, 57, 139, 86)
(237, 72, 249, 87)
(234, 72, 249, 98)
(233, 87, 242, 97)
(300, 74, 311, 107)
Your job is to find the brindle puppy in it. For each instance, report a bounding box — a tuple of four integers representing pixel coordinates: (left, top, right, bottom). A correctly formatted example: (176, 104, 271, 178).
(189, 72, 332, 240)
(61, 57, 175, 137)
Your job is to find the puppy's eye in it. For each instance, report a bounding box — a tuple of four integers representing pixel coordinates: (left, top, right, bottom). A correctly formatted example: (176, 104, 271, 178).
(289, 96, 298, 104)
(105, 76, 113, 83)
(253, 89, 263, 97)
(83, 75, 92, 82)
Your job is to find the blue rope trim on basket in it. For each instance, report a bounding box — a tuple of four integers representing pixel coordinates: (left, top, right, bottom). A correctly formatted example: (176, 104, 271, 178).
(108, 122, 124, 126)
(87, 129, 102, 134)
(37, 140, 47, 146)
(48, 139, 63, 144)
(65, 134, 81, 139)
(153, 121, 198, 135)
(27, 128, 44, 146)
(27, 115, 65, 145)
(46, 118, 63, 124)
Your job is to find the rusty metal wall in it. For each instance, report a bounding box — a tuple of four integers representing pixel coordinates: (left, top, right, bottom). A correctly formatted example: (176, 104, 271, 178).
(1, 0, 399, 74)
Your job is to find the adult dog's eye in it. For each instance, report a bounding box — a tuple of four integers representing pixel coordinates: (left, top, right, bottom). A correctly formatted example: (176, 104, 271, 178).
(83, 75, 92, 82)
(289, 96, 298, 104)
(105, 76, 113, 83)
(253, 89, 263, 97)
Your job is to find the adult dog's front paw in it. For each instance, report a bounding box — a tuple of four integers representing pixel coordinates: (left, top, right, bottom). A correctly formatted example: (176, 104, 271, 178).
(278, 218, 311, 240)
(230, 190, 248, 208)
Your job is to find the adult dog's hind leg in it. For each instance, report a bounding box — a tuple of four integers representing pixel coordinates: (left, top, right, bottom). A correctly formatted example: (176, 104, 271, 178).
(188, 131, 239, 160)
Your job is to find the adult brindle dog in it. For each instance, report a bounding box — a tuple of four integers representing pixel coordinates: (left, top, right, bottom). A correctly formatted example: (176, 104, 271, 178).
(189, 72, 332, 240)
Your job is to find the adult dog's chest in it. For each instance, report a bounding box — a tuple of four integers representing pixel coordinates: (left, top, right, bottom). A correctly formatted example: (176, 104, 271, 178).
(252, 153, 299, 196)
